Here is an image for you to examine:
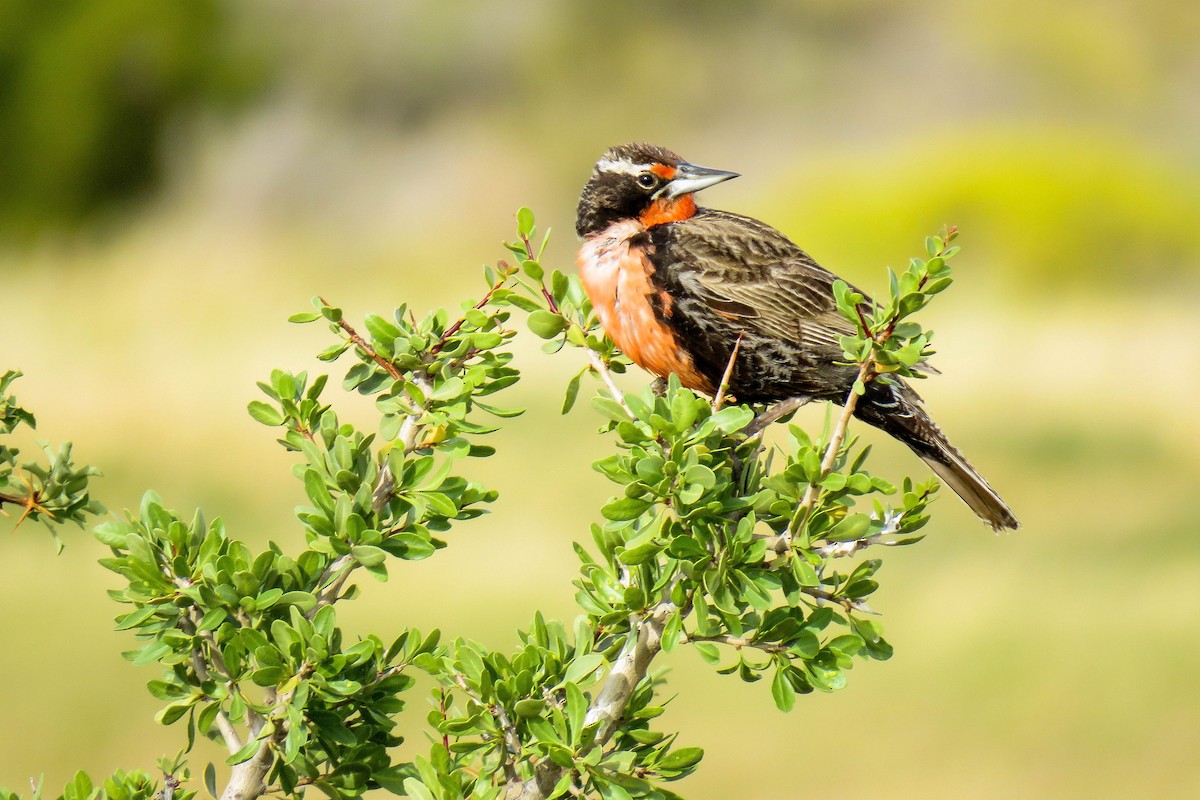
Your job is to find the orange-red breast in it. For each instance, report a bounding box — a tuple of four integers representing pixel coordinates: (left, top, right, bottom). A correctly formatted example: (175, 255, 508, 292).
(575, 142, 1018, 530)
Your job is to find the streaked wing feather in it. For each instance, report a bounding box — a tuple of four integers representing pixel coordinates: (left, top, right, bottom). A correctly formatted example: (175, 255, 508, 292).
(676, 212, 864, 350)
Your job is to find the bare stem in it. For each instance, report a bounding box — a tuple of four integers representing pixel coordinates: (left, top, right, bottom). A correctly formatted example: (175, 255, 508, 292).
(682, 632, 788, 655)
(800, 584, 876, 615)
(319, 300, 404, 381)
(585, 350, 636, 421)
(745, 396, 810, 438)
(712, 333, 743, 412)
(784, 361, 874, 544)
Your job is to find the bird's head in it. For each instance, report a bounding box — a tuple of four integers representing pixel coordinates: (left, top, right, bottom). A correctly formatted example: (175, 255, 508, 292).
(575, 143, 739, 237)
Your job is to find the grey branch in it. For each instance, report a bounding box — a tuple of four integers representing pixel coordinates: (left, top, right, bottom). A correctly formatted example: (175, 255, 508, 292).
(801, 584, 876, 615)
(811, 510, 905, 557)
(585, 349, 636, 421)
(681, 631, 788, 655)
(177, 601, 243, 753)
(504, 602, 676, 800)
(745, 396, 810, 437)
(219, 708, 277, 800)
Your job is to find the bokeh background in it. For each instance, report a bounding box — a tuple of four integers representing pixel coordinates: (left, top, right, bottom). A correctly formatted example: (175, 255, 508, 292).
(3, 1, 1199, 797)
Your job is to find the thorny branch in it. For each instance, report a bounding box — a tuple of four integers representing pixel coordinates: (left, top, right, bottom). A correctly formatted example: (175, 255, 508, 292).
(0, 473, 54, 527)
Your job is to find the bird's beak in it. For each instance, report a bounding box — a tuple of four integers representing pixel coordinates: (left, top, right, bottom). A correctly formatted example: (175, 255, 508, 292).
(662, 162, 740, 199)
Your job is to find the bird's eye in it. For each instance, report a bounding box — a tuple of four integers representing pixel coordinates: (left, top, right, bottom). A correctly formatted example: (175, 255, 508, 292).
(637, 173, 658, 190)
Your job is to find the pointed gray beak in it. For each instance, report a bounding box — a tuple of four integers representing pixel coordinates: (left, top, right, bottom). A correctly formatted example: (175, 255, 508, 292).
(661, 161, 740, 199)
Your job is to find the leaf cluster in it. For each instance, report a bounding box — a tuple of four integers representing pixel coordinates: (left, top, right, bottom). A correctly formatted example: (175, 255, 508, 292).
(0, 370, 103, 546)
(833, 227, 960, 393)
(2, 209, 964, 800)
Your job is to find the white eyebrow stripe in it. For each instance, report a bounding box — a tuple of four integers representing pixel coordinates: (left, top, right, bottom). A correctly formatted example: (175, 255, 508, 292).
(595, 157, 649, 176)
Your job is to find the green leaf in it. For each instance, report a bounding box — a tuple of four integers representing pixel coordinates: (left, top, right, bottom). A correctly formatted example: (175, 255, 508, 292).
(247, 401, 285, 427)
(351, 545, 387, 567)
(517, 207, 535, 237)
(288, 311, 321, 323)
(658, 746, 704, 770)
(708, 405, 754, 433)
(365, 313, 403, 345)
(566, 682, 587, 746)
(826, 513, 871, 542)
(562, 369, 584, 414)
(68, 771, 93, 800)
(528, 310, 568, 339)
(204, 763, 218, 799)
(563, 653, 605, 685)
(514, 698, 544, 718)
(522, 259, 544, 281)
(601, 497, 650, 521)
(228, 738, 263, 765)
(771, 666, 795, 712)
(402, 779, 437, 800)
(693, 642, 720, 664)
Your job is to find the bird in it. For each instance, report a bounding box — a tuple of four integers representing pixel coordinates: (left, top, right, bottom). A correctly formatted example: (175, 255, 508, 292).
(574, 142, 1019, 530)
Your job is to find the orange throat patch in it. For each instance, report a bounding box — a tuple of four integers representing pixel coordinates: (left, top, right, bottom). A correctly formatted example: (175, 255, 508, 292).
(639, 194, 697, 228)
(577, 219, 713, 394)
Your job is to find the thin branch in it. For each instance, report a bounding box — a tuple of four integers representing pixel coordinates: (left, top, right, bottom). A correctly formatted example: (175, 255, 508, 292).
(439, 688, 451, 757)
(811, 510, 906, 558)
(369, 368, 435, 512)
(584, 349, 636, 422)
(309, 553, 354, 615)
(711, 333, 743, 412)
(453, 674, 521, 783)
(681, 632, 788, 655)
(744, 396, 810, 438)
(800, 584, 876, 614)
(173, 591, 244, 754)
(319, 298, 403, 381)
(784, 360, 874, 545)
(186, 625, 242, 752)
(492, 701, 524, 782)
(430, 280, 508, 357)
(513, 228, 638, 427)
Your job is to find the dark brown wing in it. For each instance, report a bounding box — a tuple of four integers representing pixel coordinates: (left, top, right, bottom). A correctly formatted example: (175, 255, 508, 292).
(666, 209, 864, 355)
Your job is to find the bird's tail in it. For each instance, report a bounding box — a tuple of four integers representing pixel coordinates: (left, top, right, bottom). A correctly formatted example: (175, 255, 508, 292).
(855, 382, 1019, 531)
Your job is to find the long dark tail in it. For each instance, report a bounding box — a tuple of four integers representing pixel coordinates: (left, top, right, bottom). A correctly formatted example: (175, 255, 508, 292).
(855, 382, 1019, 531)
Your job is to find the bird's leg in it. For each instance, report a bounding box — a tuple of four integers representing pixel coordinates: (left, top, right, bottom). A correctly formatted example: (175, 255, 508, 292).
(650, 377, 669, 397)
(745, 396, 811, 437)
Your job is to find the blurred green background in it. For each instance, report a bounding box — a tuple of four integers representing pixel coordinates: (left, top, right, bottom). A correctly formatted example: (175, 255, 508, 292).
(3, 0, 1199, 797)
